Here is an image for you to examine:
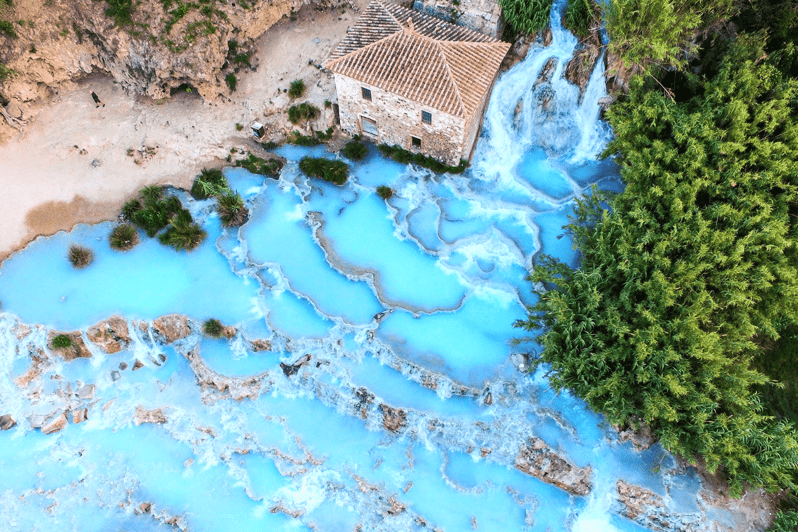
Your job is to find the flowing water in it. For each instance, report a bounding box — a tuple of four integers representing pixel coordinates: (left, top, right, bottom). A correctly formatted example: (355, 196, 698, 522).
(0, 2, 743, 531)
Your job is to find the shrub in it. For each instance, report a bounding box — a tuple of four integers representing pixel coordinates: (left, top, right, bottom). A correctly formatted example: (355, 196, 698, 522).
(225, 73, 237, 92)
(105, 0, 135, 27)
(235, 123, 243, 131)
(121, 198, 143, 221)
(299, 157, 349, 185)
(288, 79, 305, 99)
(191, 168, 228, 199)
(288, 131, 321, 146)
(287, 102, 319, 124)
(770, 510, 798, 532)
(564, 0, 599, 39)
(157, 209, 206, 251)
(376, 185, 393, 200)
(378, 144, 468, 174)
(68, 244, 93, 268)
(203, 318, 224, 338)
(109, 224, 139, 251)
(317, 127, 334, 141)
(218, 191, 248, 227)
(234, 152, 284, 178)
(0, 20, 17, 38)
(52, 334, 72, 349)
(498, 0, 553, 35)
(343, 141, 367, 161)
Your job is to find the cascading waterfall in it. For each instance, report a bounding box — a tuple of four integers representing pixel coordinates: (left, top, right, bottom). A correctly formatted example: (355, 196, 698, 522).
(0, 2, 748, 532)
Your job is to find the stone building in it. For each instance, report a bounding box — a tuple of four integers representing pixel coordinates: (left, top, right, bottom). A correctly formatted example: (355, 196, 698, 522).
(326, 0, 510, 166)
(413, 0, 504, 39)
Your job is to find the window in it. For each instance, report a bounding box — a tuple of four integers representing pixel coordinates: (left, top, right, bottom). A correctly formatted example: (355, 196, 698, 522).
(411, 136, 421, 148)
(361, 87, 372, 101)
(362, 116, 378, 137)
(421, 111, 432, 125)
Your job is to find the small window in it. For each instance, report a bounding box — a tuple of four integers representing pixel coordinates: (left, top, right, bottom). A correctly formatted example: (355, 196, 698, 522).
(362, 116, 378, 137)
(411, 136, 421, 148)
(421, 111, 432, 125)
(361, 87, 372, 101)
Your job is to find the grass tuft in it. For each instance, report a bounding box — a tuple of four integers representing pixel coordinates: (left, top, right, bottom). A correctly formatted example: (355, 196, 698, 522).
(378, 144, 467, 174)
(52, 334, 72, 349)
(287, 102, 319, 125)
(68, 244, 94, 268)
(343, 141, 367, 161)
(299, 157, 349, 185)
(203, 318, 224, 338)
(218, 191, 248, 227)
(377, 185, 393, 200)
(288, 79, 305, 99)
(109, 224, 139, 251)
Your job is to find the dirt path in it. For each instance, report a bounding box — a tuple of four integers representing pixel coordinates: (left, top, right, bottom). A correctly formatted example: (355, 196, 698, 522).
(0, 1, 366, 262)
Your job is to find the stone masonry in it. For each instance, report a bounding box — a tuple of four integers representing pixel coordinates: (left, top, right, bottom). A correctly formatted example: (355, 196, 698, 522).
(326, 1, 510, 167)
(335, 73, 467, 165)
(413, 0, 504, 39)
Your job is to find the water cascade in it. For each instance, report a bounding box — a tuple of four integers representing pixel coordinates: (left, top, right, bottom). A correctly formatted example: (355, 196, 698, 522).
(0, 2, 751, 531)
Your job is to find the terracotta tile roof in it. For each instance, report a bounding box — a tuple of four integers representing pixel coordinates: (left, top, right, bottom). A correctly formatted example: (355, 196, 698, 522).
(326, 0, 510, 120)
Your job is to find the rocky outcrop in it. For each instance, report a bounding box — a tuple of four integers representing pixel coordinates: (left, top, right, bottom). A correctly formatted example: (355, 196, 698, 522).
(280, 354, 311, 377)
(133, 406, 168, 425)
(616, 480, 666, 521)
(604, 50, 643, 95)
(72, 408, 89, 424)
(563, 27, 602, 99)
(41, 411, 68, 434)
(248, 338, 272, 352)
(0, 414, 16, 430)
(151, 314, 192, 343)
(0, 0, 313, 140)
(379, 404, 407, 433)
(86, 315, 130, 354)
(47, 330, 92, 360)
(514, 437, 592, 496)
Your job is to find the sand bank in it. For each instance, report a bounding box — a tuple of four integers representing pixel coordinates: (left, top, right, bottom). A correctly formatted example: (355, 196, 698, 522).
(0, 1, 366, 262)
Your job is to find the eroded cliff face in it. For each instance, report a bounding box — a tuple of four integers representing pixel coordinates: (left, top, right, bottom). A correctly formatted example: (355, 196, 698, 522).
(0, 0, 311, 140)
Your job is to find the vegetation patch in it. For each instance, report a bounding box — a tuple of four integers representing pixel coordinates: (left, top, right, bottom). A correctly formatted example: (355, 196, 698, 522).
(52, 334, 73, 349)
(342, 141, 367, 161)
(157, 209, 207, 251)
(376, 186, 393, 200)
(498, 0, 552, 35)
(378, 145, 467, 174)
(217, 191, 248, 227)
(234, 152, 283, 178)
(225, 73, 237, 92)
(191, 168, 228, 199)
(120, 186, 206, 251)
(287, 102, 320, 125)
(516, 35, 798, 498)
(288, 131, 321, 146)
(109, 224, 140, 251)
(288, 79, 305, 99)
(203, 318, 224, 338)
(0, 20, 17, 38)
(104, 0, 135, 27)
(68, 244, 94, 269)
(298, 157, 349, 186)
(564, 0, 600, 39)
(123, 185, 182, 237)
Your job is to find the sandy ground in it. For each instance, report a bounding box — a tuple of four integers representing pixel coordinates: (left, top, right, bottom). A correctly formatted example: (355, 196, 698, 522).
(0, 1, 368, 263)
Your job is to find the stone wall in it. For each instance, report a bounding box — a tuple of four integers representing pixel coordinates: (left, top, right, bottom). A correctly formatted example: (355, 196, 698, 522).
(334, 73, 466, 166)
(412, 0, 504, 39)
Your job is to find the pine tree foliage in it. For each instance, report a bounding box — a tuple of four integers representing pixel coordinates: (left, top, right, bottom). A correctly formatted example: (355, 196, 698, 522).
(517, 35, 798, 496)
